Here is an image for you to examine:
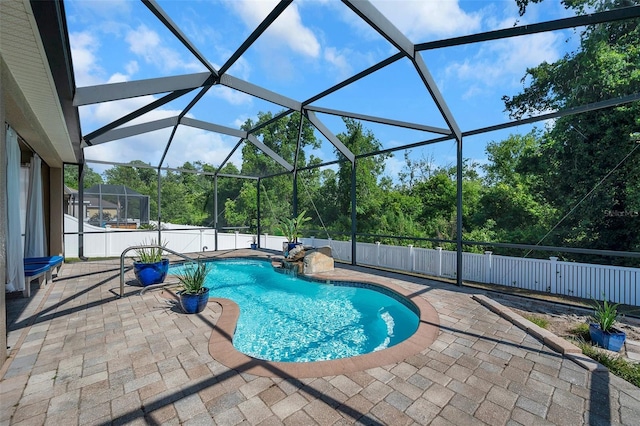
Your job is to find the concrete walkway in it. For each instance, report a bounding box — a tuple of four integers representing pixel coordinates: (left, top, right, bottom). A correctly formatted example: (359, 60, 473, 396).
(2, 250, 640, 425)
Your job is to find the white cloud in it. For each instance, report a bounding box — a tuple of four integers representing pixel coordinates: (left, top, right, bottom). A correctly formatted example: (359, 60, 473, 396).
(383, 155, 404, 178)
(69, 32, 104, 86)
(210, 86, 253, 106)
(167, 127, 243, 169)
(125, 24, 205, 73)
(369, 0, 482, 41)
(444, 31, 562, 96)
(125, 61, 139, 76)
(229, 1, 320, 58)
(324, 47, 352, 79)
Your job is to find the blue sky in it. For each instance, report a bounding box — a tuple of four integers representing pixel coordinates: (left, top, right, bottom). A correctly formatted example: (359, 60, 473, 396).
(65, 0, 578, 178)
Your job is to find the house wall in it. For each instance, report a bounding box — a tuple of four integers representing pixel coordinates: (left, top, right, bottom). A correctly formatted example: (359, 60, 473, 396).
(1, 60, 8, 368)
(50, 168, 63, 256)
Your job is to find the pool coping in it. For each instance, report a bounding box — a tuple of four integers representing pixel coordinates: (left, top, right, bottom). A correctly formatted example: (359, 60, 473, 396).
(204, 254, 440, 378)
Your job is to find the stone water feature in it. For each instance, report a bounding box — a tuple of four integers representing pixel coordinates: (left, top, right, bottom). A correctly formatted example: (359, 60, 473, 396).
(278, 246, 334, 275)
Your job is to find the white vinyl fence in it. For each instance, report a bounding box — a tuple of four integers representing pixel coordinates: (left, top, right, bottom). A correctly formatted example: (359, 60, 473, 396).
(302, 237, 640, 307)
(62, 215, 640, 306)
(64, 215, 287, 258)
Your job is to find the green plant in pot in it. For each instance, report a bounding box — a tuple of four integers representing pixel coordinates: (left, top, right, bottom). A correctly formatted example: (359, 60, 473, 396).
(133, 239, 169, 286)
(176, 262, 211, 314)
(589, 297, 626, 352)
(276, 210, 311, 252)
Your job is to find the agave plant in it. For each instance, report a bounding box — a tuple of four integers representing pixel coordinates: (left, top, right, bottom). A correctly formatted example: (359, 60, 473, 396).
(176, 262, 211, 295)
(135, 238, 167, 263)
(592, 297, 620, 333)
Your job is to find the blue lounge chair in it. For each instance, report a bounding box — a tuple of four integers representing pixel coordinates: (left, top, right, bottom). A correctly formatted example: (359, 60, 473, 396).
(24, 255, 64, 276)
(23, 263, 50, 298)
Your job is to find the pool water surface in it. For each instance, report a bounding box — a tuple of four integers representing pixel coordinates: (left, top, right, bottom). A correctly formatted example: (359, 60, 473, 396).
(171, 259, 419, 362)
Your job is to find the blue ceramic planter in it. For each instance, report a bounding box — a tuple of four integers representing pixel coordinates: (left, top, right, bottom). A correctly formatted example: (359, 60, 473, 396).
(589, 323, 626, 352)
(133, 259, 169, 286)
(179, 288, 210, 314)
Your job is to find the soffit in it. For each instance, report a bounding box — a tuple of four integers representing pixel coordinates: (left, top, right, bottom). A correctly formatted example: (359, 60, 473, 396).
(0, 0, 76, 166)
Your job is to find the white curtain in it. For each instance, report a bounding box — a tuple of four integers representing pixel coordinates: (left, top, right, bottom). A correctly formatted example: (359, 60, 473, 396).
(5, 126, 25, 292)
(24, 153, 46, 258)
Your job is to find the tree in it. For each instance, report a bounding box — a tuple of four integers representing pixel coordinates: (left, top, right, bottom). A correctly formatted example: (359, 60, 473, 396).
(239, 111, 320, 234)
(64, 164, 103, 189)
(504, 0, 640, 258)
(334, 118, 391, 236)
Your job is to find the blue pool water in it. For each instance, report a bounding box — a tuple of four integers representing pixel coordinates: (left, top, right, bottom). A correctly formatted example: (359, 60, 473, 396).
(171, 259, 419, 362)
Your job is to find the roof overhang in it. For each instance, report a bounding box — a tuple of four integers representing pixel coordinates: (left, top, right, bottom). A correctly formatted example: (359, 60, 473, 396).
(0, 0, 82, 166)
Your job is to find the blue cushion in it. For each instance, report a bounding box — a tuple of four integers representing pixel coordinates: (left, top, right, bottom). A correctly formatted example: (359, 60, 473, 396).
(24, 263, 49, 276)
(24, 256, 63, 267)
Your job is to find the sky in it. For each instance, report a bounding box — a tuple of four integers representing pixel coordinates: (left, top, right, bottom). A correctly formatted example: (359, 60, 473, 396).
(64, 0, 579, 179)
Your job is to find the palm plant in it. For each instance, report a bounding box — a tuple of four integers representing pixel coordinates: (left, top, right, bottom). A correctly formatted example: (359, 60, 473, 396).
(276, 210, 311, 243)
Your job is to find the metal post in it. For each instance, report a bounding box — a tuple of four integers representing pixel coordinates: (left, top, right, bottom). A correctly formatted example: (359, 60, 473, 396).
(456, 136, 463, 286)
(257, 178, 261, 248)
(351, 159, 357, 265)
(293, 173, 298, 218)
(156, 167, 162, 243)
(78, 162, 87, 260)
(214, 175, 218, 251)
(98, 183, 103, 226)
(293, 112, 304, 218)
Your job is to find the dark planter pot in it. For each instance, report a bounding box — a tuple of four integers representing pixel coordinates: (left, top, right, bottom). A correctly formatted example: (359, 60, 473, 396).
(250, 243, 258, 250)
(287, 242, 301, 251)
(179, 288, 210, 314)
(589, 323, 626, 352)
(133, 258, 169, 286)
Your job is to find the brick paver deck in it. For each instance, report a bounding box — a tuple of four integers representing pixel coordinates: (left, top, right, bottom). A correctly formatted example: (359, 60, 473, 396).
(2, 249, 639, 425)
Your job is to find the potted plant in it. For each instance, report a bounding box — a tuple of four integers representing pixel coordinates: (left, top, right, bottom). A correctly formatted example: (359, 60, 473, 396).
(250, 235, 258, 250)
(589, 297, 626, 352)
(276, 210, 311, 252)
(133, 239, 169, 287)
(176, 262, 211, 314)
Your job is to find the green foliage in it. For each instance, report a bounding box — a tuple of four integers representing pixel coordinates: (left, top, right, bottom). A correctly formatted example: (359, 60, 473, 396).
(524, 315, 549, 329)
(176, 262, 211, 295)
(592, 297, 620, 332)
(276, 210, 312, 243)
(135, 239, 166, 263)
(578, 341, 640, 388)
(502, 0, 640, 262)
(64, 164, 103, 189)
(570, 322, 591, 340)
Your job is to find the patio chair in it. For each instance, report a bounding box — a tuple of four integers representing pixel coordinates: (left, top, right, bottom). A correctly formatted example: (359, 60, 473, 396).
(23, 263, 50, 298)
(24, 255, 64, 277)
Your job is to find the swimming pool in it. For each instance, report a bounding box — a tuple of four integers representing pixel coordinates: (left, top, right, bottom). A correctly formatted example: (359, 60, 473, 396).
(171, 258, 419, 362)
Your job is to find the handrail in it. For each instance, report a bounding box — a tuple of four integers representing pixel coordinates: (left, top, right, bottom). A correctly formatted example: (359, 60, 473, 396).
(120, 245, 198, 297)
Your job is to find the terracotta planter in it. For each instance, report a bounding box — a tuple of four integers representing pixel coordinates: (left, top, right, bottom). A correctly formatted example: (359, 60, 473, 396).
(589, 323, 626, 352)
(133, 258, 169, 286)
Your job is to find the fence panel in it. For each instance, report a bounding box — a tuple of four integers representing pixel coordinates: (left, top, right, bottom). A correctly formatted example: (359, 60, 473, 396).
(462, 252, 485, 283)
(264, 235, 287, 251)
(441, 250, 457, 278)
(490, 255, 550, 293)
(378, 244, 408, 270)
(556, 261, 640, 305)
(412, 248, 440, 276)
(356, 242, 378, 266)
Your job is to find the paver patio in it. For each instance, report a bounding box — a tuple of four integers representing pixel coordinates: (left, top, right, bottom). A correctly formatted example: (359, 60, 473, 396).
(2, 249, 640, 425)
